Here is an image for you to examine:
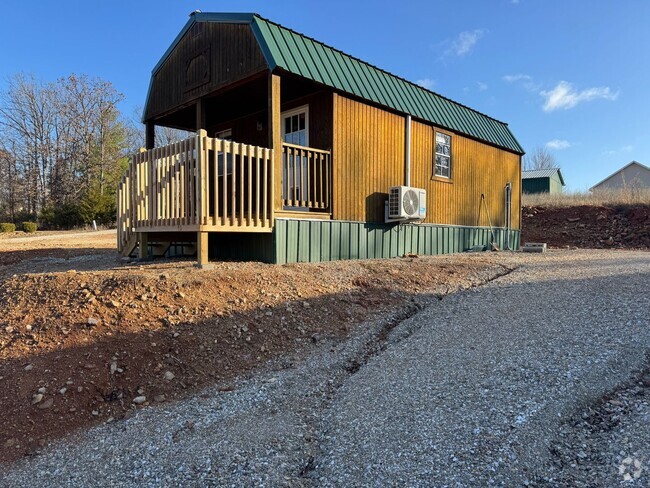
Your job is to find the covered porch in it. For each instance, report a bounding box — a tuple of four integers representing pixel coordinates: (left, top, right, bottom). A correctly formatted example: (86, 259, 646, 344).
(117, 73, 333, 265)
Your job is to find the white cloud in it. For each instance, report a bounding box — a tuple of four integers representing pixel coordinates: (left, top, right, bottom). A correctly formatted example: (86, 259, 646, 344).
(477, 81, 488, 91)
(541, 81, 619, 112)
(604, 145, 633, 155)
(502, 73, 541, 93)
(546, 139, 572, 150)
(503, 73, 532, 83)
(416, 78, 436, 90)
(446, 29, 485, 57)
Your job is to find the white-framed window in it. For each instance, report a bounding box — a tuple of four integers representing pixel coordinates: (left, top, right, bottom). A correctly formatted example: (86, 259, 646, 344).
(281, 106, 309, 208)
(282, 105, 309, 146)
(215, 128, 232, 140)
(435, 131, 451, 178)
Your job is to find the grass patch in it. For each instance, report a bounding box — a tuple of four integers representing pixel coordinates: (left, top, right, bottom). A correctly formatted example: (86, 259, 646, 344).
(523, 188, 650, 208)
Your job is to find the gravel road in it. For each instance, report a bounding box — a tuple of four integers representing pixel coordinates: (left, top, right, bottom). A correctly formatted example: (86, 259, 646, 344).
(1, 250, 648, 487)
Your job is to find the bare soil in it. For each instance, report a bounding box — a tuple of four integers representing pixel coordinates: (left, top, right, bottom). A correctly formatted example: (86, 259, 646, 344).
(0, 230, 511, 463)
(521, 204, 650, 249)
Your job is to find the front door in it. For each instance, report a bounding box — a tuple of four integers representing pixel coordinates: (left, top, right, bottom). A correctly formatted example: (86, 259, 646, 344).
(281, 105, 309, 209)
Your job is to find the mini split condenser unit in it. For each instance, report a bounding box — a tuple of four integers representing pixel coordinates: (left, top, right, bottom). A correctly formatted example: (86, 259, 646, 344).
(387, 186, 427, 222)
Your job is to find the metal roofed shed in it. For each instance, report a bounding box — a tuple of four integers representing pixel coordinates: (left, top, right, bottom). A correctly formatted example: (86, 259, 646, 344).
(522, 168, 565, 194)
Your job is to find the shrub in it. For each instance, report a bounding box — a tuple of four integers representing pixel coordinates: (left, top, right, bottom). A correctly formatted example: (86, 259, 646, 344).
(0, 223, 16, 233)
(79, 189, 117, 227)
(22, 221, 38, 233)
(39, 203, 85, 230)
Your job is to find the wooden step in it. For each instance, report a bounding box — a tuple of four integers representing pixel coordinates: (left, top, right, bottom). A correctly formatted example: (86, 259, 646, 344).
(119, 235, 138, 257)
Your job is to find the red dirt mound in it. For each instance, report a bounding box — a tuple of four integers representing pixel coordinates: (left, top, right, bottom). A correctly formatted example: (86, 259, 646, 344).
(521, 204, 650, 249)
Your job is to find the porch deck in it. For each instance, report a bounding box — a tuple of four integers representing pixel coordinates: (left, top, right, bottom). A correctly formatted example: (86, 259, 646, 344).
(117, 131, 331, 256)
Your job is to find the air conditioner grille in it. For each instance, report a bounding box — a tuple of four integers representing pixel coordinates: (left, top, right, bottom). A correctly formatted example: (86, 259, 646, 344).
(389, 187, 400, 216)
(402, 189, 419, 216)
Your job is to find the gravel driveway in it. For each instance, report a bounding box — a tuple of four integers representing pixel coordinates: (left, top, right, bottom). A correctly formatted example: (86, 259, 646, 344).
(1, 250, 648, 487)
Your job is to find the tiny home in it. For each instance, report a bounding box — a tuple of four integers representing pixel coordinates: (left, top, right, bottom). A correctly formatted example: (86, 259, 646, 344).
(590, 161, 650, 192)
(117, 12, 524, 265)
(522, 168, 565, 194)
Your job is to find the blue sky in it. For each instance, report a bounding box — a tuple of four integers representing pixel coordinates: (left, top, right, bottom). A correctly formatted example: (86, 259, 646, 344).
(1, 0, 647, 190)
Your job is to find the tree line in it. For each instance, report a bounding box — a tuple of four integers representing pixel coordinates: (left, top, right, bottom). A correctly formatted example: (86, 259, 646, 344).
(0, 73, 142, 228)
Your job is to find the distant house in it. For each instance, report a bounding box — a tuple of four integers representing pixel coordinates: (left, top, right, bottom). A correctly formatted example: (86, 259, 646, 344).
(522, 168, 565, 194)
(590, 161, 650, 192)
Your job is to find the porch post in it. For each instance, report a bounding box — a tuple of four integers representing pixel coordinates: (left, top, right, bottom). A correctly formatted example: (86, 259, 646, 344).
(145, 122, 155, 150)
(196, 98, 206, 132)
(197, 231, 209, 268)
(268, 73, 282, 215)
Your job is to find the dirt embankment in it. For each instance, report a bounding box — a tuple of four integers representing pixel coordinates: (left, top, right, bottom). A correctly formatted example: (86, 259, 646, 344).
(0, 251, 510, 464)
(521, 204, 650, 249)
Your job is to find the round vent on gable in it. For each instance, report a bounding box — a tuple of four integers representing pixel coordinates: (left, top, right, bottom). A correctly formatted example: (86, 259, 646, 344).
(402, 189, 419, 216)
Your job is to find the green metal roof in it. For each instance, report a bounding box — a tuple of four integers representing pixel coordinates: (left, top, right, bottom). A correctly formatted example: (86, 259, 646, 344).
(151, 12, 524, 154)
(522, 168, 565, 185)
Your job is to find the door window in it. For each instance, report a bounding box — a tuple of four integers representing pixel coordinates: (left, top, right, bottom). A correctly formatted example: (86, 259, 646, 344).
(281, 106, 309, 208)
(282, 106, 309, 146)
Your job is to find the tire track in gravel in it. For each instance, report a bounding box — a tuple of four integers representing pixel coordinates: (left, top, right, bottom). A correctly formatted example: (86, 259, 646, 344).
(295, 263, 518, 481)
(535, 351, 650, 487)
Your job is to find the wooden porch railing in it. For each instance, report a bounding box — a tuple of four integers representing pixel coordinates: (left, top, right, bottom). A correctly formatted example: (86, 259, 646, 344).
(116, 132, 275, 254)
(117, 164, 135, 254)
(281, 143, 331, 211)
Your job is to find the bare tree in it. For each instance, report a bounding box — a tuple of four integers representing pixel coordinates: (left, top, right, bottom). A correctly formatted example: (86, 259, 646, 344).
(0, 145, 23, 220)
(0, 74, 56, 214)
(523, 146, 557, 171)
(0, 73, 130, 225)
(155, 125, 192, 146)
(127, 105, 191, 150)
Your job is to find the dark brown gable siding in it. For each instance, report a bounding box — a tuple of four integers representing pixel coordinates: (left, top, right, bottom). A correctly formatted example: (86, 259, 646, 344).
(144, 22, 267, 121)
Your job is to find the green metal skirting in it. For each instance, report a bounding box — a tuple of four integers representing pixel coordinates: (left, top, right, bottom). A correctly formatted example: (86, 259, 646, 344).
(272, 219, 520, 264)
(209, 219, 520, 264)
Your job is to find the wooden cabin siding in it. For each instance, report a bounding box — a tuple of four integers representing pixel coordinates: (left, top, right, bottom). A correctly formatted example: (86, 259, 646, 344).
(145, 23, 267, 121)
(332, 94, 405, 222)
(333, 94, 521, 228)
(410, 120, 521, 229)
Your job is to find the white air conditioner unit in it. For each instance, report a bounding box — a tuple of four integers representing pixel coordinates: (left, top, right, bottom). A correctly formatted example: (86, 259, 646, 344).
(387, 186, 426, 221)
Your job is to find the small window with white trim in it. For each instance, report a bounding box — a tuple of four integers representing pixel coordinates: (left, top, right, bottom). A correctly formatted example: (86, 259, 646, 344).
(435, 132, 451, 178)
